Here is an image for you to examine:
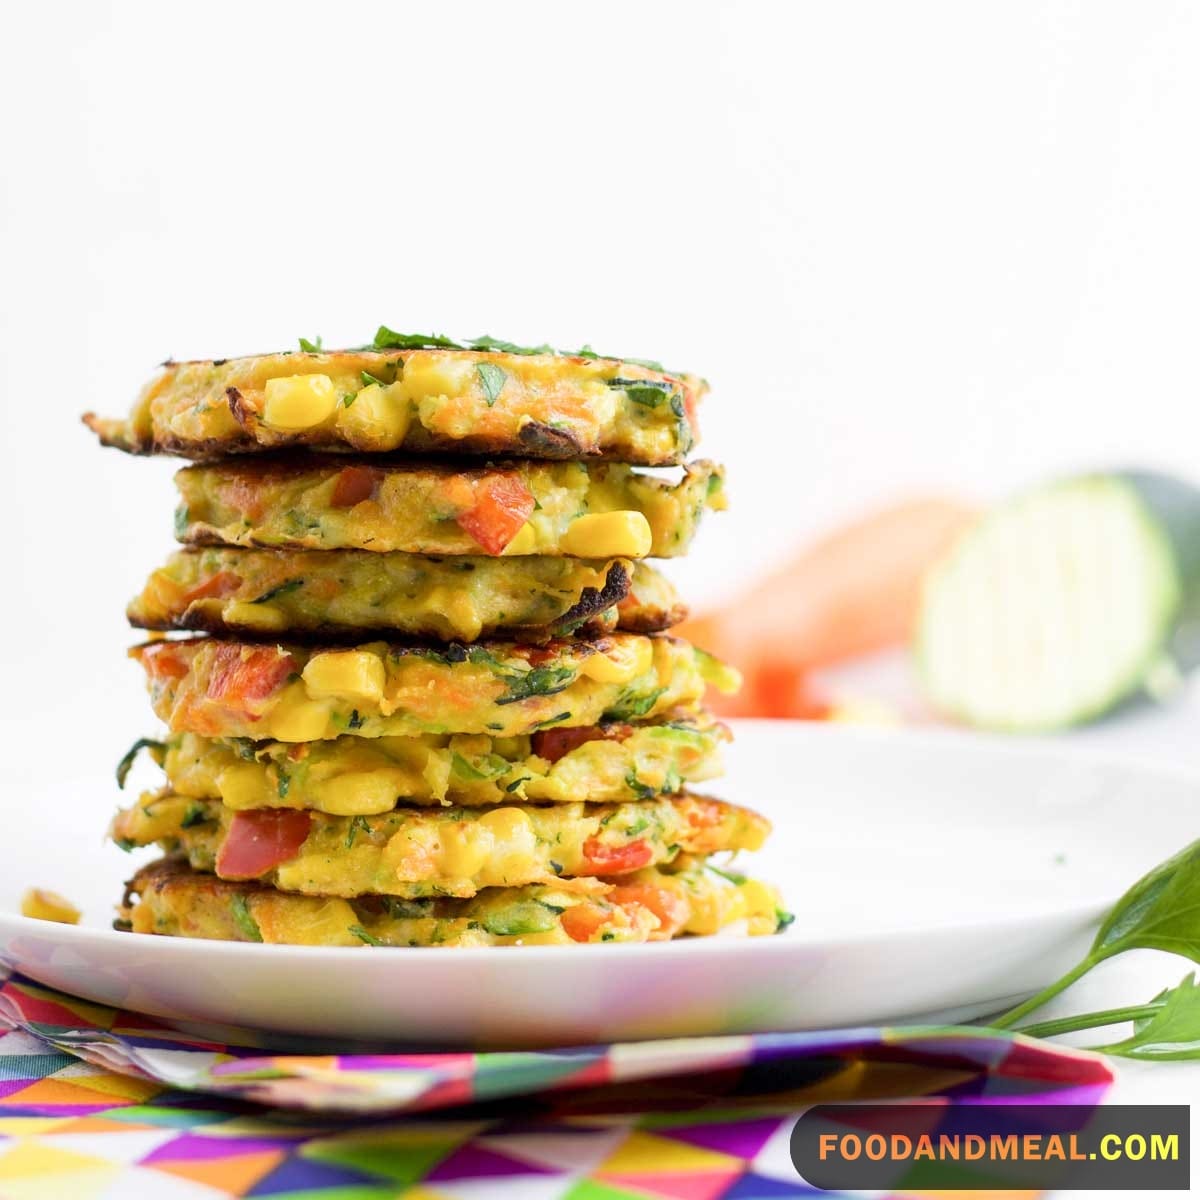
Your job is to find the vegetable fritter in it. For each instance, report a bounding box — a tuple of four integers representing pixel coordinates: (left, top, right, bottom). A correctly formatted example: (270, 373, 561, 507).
(111, 792, 770, 899)
(131, 635, 740, 741)
(119, 856, 789, 945)
(119, 711, 729, 813)
(173, 457, 724, 558)
(128, 549, 684, 642)
(83, 344, 704, 465)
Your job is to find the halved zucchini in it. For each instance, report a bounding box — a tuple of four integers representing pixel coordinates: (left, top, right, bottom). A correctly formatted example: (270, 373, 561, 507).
(917, 471, 1200, 731)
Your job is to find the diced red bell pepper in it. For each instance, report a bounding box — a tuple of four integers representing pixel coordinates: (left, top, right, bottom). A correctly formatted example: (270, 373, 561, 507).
(216, 809, 312, 879)
(331, 465, 383, 508)
(531, 722, 634, 764)
(560, 902, 610, 943)
(579, 837, 654, 875)
(609, 883, 690, 938)
(456, 473, 535, 555)
(183, 570, 242, 605)
(206, 644, 296, 708)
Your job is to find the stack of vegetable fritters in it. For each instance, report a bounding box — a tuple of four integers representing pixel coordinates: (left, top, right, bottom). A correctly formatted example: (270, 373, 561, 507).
(87, 330, 789, 946)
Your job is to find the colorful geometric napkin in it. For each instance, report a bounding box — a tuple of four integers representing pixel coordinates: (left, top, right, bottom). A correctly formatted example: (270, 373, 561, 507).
(0, 969, 1113, 1199)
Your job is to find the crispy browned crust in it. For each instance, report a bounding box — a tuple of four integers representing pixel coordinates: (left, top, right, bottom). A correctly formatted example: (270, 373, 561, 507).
(126, 630, 674, 661)
(85, 412, 673, 465)
(126, 608, 622, 643)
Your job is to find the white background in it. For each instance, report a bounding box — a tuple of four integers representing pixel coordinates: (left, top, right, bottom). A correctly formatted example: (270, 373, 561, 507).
(2, 1, 1199, 1180)
(3, 0, 1200, 764)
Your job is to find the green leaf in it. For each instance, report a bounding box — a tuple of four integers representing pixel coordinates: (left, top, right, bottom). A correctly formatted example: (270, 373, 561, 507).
(470, 334, 554, 355)
(360, 369, 386, 388)
(370, 326, 670, 370)
(373, 326, 462, 350)
(345, 815, 371, 848)
(1092, 975, 1200, 1059)
(604, 686, 666, 722)
(624, 771, 656, 801)
(349, 923, 384, 946)
(451, 753, 507, 782)
(173, 505, 190, 538)
(276, 770, 290, 799)
(230, 895, 263, 942)
(476, 362, 507, 406)
(608, 377, 673, 408)
(707, 863, 747, 886)
(494, 665, 576, 706)
(298, 335, 323, 353)
(251, 578, 303, 605)
(1092, 839, 1200, 961)
(115, 738, 166, 789)
(994, 837, 1200, 1029)
(180, 803, 208, 829)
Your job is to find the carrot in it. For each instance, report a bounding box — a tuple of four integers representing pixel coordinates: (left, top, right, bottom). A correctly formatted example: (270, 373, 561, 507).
(680, 497, 978, 718)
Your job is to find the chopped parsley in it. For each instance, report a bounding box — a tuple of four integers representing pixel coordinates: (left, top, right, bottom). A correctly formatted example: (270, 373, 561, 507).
(251, 578, 304, 604)
(476, 362, 506, 406)
(298, 335, 323, 353)
(349, 924, 384, 946)
(345, 815, 371, 849)
(115, 738, 166, 789)
(180, 803, 208, 828)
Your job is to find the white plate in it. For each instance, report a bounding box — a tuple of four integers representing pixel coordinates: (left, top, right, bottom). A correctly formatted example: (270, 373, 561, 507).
(0, 721, 1193, 1048)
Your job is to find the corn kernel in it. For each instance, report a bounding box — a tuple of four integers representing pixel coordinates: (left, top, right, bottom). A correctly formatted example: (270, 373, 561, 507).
(578, 637, 653, 684)
(319, 771, 406, 816)
(262, 374, 338, 431)
(302, 651, 385, 705)
(268, 685, 331, 742)
(501, 522, 539, 556)
(435, 824, 492, 878)
(560, 511, 652, 558)
(479, 806, 533, 842)
(218, 762, 273, 809)
(221, 600, 287, 633)
(21, 888, 81, 924)
(336, 381, 412, 450)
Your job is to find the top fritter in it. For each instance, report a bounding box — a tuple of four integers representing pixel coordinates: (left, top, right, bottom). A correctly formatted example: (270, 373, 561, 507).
(83, 331, 704, 465)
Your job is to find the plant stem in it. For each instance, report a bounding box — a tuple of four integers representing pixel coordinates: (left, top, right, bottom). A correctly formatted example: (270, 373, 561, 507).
(1016, 1001, 1162, 1040)
(990, 958, 1096, 1029)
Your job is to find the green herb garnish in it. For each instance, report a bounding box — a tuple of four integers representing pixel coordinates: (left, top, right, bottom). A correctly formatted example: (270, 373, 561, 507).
(494, 666, 576, 706)
(115, 738, 166, 789)
(604, 687, 666, 722)
(298, 335, 323, 353)
(349, 924, 384, 946)
(608, 377, 673, 408)
(180, 803, 208, 828)
(360, 369, 386, 388)
(370, 326, 668, 370)
(706, 863, 748, 886)
(345, 815, 371, 849)
(251, 578, 304, 605)
(476, 362, 506, 406)
(985, 837, 1200, 1063)
(231, 895, 263, 942)
(372, 327, 462, 350)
